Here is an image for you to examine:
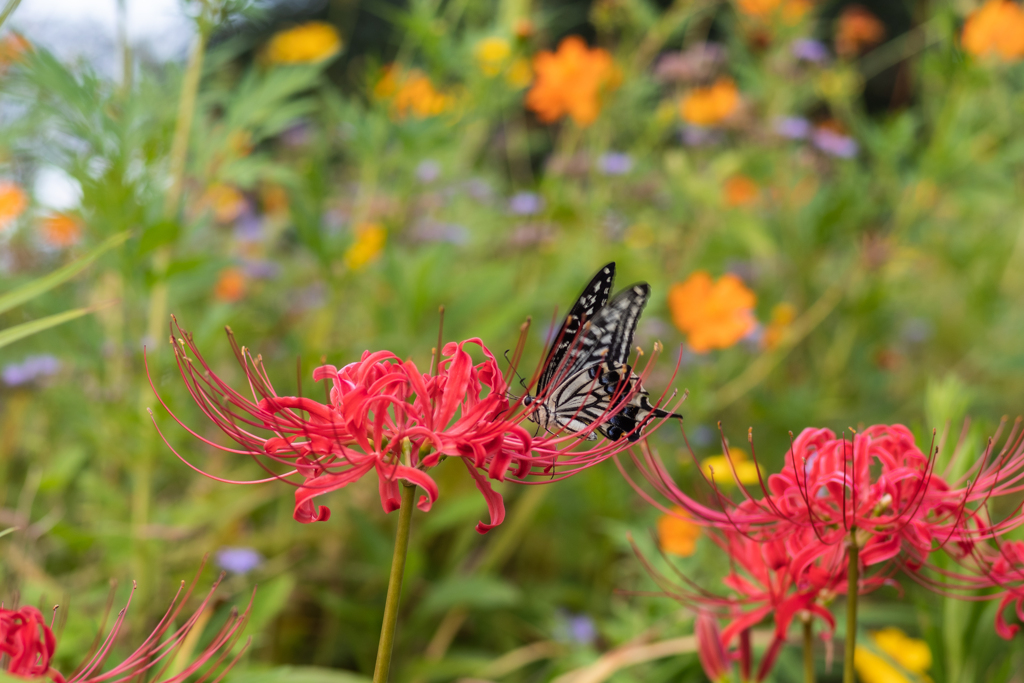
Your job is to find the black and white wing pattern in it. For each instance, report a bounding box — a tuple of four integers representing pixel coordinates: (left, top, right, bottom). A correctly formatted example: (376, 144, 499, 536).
(536, 262, 615, 396)
(526, 269, 682, 442)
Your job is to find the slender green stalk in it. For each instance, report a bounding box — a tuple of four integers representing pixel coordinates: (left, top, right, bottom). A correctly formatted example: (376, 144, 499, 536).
(803, 618, 815, 683)
(373, 482, 417, 683)
(843, 534, 859, 683)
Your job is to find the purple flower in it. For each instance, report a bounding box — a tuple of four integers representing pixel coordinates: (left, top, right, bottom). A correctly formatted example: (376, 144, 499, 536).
(597, 152, 633, 176)
(567, 614, 597, 646)
(2, 355, 60, 387)
(774, 116, 811, 139)
(243, 260, 281, 280)
(215, 547, 264, 574)
(411, 219, 469, 245)
(233, 210, 264, 243)
(812, 128, 859, 158)
(791, 38, 830, 63)
(281, 122, 311, 148)
(681, 125, 724, 147)
(508, 191, 544, 216)
(462, 178, 494, 202)
(654, 42, 727, 83)
(415, 160, 442, 183)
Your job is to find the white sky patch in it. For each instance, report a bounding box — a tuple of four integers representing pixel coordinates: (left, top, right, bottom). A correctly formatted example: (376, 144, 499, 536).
(33, 165, 82, 210)
(9, 0, 196, 67)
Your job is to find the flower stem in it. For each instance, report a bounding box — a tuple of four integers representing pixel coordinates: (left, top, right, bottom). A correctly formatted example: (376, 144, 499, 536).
(842, 534, 859, 683)
(373, 482, 417, 683)
(803, 618, 815, 683)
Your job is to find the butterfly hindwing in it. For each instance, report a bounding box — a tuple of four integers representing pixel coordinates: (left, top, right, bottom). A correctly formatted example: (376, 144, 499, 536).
(537, 263, 615, 395)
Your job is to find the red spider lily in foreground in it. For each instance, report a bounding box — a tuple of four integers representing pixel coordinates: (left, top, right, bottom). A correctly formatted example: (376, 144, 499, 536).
(623, 421, 1024, 681)
(633, 527, 889, 681)
(149, 318, 683, 533)
(0, 575, 250, 683)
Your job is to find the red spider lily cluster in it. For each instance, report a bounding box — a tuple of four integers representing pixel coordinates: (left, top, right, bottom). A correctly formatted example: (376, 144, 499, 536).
(149, 319, 683, 533)
(0, 575, 250, 683)
(624, 422, 1024, 680)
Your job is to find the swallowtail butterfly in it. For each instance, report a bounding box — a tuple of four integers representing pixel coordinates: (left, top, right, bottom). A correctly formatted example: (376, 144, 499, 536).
(524, 262, 682, 441)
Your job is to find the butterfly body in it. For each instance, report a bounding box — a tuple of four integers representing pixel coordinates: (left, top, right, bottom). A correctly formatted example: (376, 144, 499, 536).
(525, 263, 681, 441)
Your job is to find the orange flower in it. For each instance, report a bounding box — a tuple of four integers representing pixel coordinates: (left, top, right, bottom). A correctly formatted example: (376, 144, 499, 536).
(668, 271, 757, 353)
(735, 0, 812, 24)
(260, 183, 289, 217)
(203, 184, 246, 224)
(835, 5, 886, 58)
(723, 175, 759, 207)
(657, 506, 701, 557)
(679, 77, 739, 126)
(40, 213, 82, 247)
(962, 0, 1024, 61)
(0, 32, 30, 68)
(375, 65, 452, 120)
(0, 181, 27, 231)
(525, 36, 619, 127)
(214, 268, 247, 303)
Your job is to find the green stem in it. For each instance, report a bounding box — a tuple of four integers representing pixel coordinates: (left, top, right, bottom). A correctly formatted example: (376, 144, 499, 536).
(803, 618, 815, 683)
(373, 483, 417, 683)
(843, 533, 859, 683)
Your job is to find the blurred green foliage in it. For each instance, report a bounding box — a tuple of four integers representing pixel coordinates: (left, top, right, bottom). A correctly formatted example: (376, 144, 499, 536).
(1, 0, 1024, 681)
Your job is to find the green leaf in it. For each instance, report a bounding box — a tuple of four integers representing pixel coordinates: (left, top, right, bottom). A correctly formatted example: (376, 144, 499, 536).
(225, 666, 370, 683)
(244, 573, 296, 638)
(419, 575, 522, 614)
(0, 231, 129, 316)
(0, 306, 100, 350)
(138, 220, 181, 255)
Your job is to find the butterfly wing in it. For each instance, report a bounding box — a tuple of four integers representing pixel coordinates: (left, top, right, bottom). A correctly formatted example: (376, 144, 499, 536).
(536, 262, 615, 395)
(556, 283, 650, 382)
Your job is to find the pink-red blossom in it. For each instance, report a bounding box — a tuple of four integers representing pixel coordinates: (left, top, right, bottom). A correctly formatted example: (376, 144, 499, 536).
(1, 574, 249, 683)
(150, 319, 683, 533)
(624, 420, 1024, 675)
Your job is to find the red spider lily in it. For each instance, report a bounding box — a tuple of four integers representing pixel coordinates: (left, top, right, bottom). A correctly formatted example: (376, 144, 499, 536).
(0, 606, 60, 681)
(1, 574, 250, 683)
(632, 526, 880, 681)
(149, 319, 683, 533)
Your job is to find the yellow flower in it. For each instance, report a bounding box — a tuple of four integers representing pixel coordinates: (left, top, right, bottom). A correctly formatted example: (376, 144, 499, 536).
(657, 506, 701, 557)
(723, 175, 759, 207)
(855, 627, 931, 683)
(475, 37, 512, 76)
(0, 180, 27, 231)
(679, 77, 739, 126)
(203, 184, 246, 224)
(962, 1, 1024, 61)
(762, 302, 796, 349)
(506, 57, 533, 89)
(344, 223, 386, 270)
(525, 36, 620, 127)
(700, 449, 761, 487)
(266, 21, 342, 65)
(375, 65, 452, 120)
(214, 267, 247, 303)
(668, 271, 757, 353)
(40, 213, 82, 248)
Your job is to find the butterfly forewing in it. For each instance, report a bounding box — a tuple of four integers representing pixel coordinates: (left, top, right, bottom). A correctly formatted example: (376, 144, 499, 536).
(536, 263, 615, 395)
